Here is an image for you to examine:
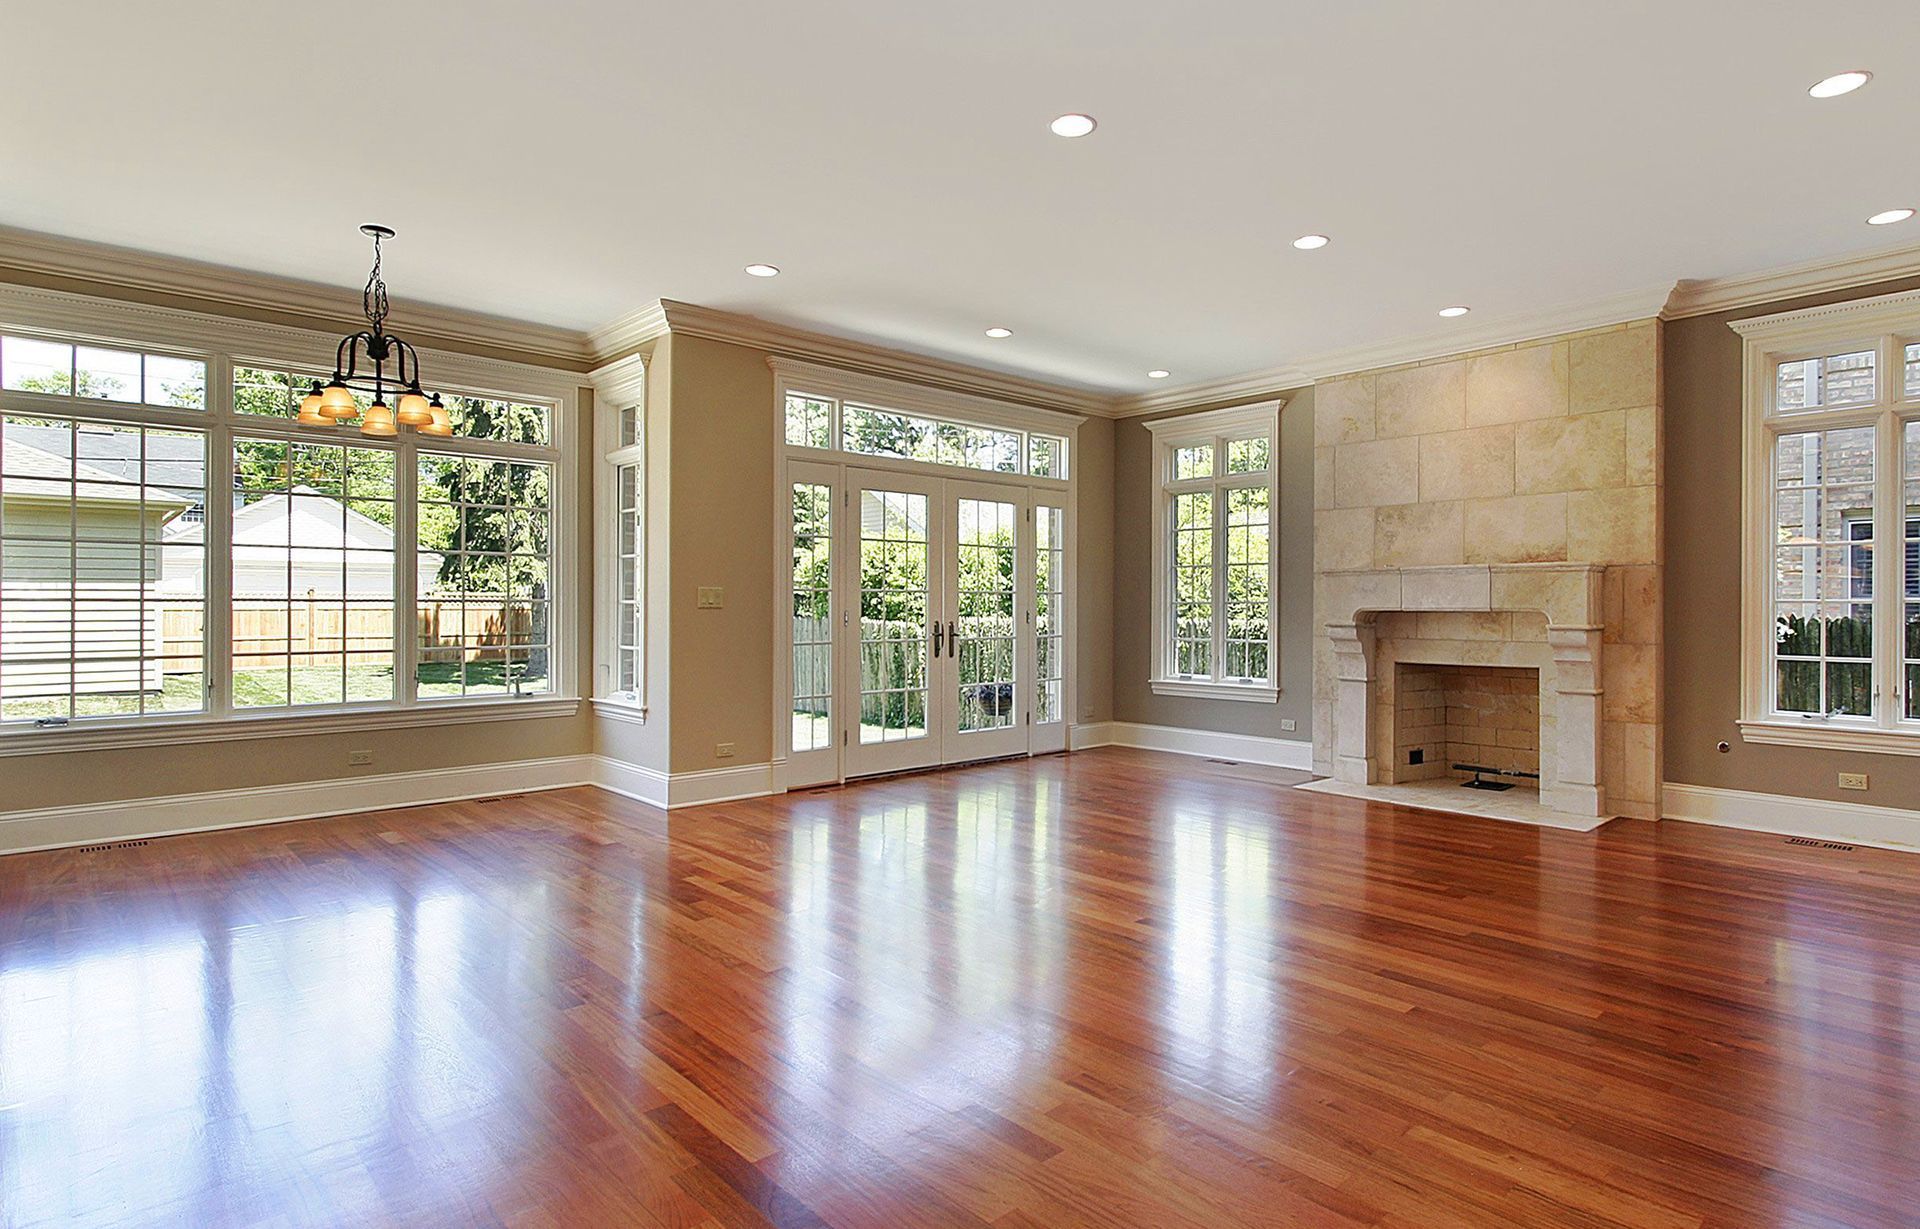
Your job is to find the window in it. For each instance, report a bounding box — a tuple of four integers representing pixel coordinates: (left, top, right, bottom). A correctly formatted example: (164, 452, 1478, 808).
(591, 355, 646, 714)
(0, 316, 570, 743)
(1145, 401, 1281, 701)
(779, 388, 1069, 479)
(790, 481, 832, 750)
(1035, 504, 1065, 722)
(607, 403, 643, 705)
(1735, 294, 1920, 750)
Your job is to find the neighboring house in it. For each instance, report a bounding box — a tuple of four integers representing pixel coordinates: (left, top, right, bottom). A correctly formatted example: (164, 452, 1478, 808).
(159, 487, 438, 599)
(0, 434, 190, 697)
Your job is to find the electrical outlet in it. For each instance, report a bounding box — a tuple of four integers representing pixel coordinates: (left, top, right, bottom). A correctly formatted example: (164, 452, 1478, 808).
(697, 586, 724, 609)
(1279, 718, 1297, 732)
(1838, 772, 1868, 791)
(348, 750, 373, 766)
(715, 742, 735, 759)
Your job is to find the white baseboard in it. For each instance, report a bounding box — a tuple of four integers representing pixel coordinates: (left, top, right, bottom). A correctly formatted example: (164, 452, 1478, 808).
(1070, 720, 1313, 771)
(0, 755, 597, 856)
(1663, 781, 1920, 853)
(591, 756, 776, 810)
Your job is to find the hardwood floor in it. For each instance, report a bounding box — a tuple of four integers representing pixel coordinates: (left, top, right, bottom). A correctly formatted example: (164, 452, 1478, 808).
(1, 748, 1916, 1227)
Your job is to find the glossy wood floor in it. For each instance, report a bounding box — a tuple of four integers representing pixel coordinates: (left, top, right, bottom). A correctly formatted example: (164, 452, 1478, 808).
(2, 749, 1917, 1228)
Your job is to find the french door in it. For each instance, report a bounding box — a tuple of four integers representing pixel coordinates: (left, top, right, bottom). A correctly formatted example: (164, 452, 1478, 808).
(784, 464, 1066, 785)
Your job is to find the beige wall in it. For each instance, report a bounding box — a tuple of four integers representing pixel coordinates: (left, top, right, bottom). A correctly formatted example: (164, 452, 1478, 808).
(1664, 274, 1920, 808)
(1308, 323, 1664, 816)
(1111, 388, 1315, 739)
(1073, 416, 1115, 725)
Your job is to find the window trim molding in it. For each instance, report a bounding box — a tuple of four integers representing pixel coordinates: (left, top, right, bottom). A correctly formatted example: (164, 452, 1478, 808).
(0, 283, 582, 745)
(590, 353, 647, 717)
(1733, 287, 1920, 751)
(1144, 399, 1285, 702)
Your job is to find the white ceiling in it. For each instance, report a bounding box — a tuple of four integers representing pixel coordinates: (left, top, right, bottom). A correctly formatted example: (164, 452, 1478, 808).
(3, 1, 1916, 392)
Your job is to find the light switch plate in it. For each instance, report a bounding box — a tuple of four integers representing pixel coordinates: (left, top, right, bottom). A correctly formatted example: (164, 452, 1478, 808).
(697, 586, 724, 609)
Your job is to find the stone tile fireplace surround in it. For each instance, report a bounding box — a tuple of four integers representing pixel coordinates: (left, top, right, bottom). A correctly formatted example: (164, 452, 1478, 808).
(1319, 564, 1605, 817)
(1308, 320, 1663, 823)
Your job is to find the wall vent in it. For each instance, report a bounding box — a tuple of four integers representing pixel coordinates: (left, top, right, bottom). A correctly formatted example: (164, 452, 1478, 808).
(1205, 758, 1239, 765)
(1784, 836, 1855, 852)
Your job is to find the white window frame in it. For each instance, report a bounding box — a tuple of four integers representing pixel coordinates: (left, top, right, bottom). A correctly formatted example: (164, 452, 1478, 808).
(590, 354, 646, 718)
(0, 282, 581, 757)
(1144, 400, 1283, 703)
(1733, 287, 1920, 756)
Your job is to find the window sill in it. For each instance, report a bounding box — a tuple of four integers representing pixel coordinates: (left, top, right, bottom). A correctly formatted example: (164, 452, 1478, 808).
(1150, 678, 1278, 704)
(0, 696, 581, 759)
(591, 698, 649, 725)
(1737, 719, 1920, 758)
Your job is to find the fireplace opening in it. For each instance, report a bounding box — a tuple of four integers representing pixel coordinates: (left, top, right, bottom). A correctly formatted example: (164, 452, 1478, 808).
(1392, 663, 1541, 792)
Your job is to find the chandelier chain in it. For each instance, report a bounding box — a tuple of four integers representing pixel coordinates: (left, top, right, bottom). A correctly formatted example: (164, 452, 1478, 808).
(363, 230, 390, 332)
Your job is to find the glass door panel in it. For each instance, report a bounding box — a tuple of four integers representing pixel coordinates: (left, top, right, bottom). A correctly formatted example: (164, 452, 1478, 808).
(786, 463, 838, 786)
(1032, 502, 1067, 753)
(844, 471, 943, 778)
(940, 482, 1028, 764)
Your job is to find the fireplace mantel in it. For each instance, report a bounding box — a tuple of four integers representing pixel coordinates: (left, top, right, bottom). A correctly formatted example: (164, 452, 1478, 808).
(1321, 563, 1606, 817)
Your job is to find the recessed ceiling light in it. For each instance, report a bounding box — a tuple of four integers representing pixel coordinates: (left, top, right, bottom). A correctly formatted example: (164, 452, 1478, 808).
(1049, 113, 1097, 138)
(1293, 234, 1330, 250)
(744, 263, 780, 278)
(1147, 369, 1171, 379)
(1867, 208, 1915, 226)
(1808, 70, 1872, 98)
(1438, 306, 1470, 318)
(984, 327, 1013, 339)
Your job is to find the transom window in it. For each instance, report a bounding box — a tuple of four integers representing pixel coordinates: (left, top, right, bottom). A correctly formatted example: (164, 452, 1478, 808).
(1145, 401, 1281, 702)
(0, 319, 567, 739)
(783, 390, 1067, 479)
(1736, 294, 1920, 749)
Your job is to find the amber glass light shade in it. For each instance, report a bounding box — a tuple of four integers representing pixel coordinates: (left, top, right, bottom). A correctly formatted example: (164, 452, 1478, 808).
(360, 399, 398, 437)
(317, 382, 359, 420)
(421, 397, 454, 436)
(395, 390, 433, 426)
(296, 383, 330, 426)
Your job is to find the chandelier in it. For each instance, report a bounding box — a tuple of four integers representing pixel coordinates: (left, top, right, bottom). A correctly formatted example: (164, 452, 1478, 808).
(296, 224, 453, 436)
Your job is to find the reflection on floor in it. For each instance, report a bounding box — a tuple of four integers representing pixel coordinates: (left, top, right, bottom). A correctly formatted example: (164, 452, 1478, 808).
(1295, 774, 1608, 831)
(0, 747, 1916, 1227)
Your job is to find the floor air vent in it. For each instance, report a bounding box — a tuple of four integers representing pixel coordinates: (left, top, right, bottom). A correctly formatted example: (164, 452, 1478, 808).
(1785, 836, 1855, 852)
(1205, 758, 1240, 765)
(79, 839, 151, 853)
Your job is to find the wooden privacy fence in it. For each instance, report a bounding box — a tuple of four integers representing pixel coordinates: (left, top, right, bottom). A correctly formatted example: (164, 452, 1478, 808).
(168, 598, 541, 668)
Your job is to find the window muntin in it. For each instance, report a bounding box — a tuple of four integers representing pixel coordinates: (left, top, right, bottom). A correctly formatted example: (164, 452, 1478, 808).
(1, 415, 207, 722)
(2, 336, 206, 408)
(615, 463, 641, 698)
(1035, 504, 1065, 723)
(230, 437, 396, 708)
(1775, 349, 1876, 413)
(781, 390, 1068, 478)
(1770, 427, 1873, 716)
(416, 454, 553, 699)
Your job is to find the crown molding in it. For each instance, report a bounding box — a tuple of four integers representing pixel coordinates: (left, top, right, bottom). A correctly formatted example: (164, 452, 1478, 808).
(636, 300, 1115, 417)
(1111, 283, 1675, 416)
(1726, 285, 1920, 342)
(0, 225, 595, 370)
(585, 301, 671, 362)
(1664, 240, 1920, 320)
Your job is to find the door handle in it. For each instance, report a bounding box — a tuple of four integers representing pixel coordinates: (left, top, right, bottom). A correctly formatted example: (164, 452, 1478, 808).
(932, 621, 944, 657)
(947, 620, 957, 658)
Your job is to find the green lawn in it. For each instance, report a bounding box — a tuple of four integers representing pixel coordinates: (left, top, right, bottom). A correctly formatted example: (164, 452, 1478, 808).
(4, 661, 549, 721)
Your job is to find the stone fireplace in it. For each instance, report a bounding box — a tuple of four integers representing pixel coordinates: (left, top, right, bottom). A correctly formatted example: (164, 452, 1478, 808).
(1308, 320, 1663, 824)
(1318, 564, 1606, 818)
